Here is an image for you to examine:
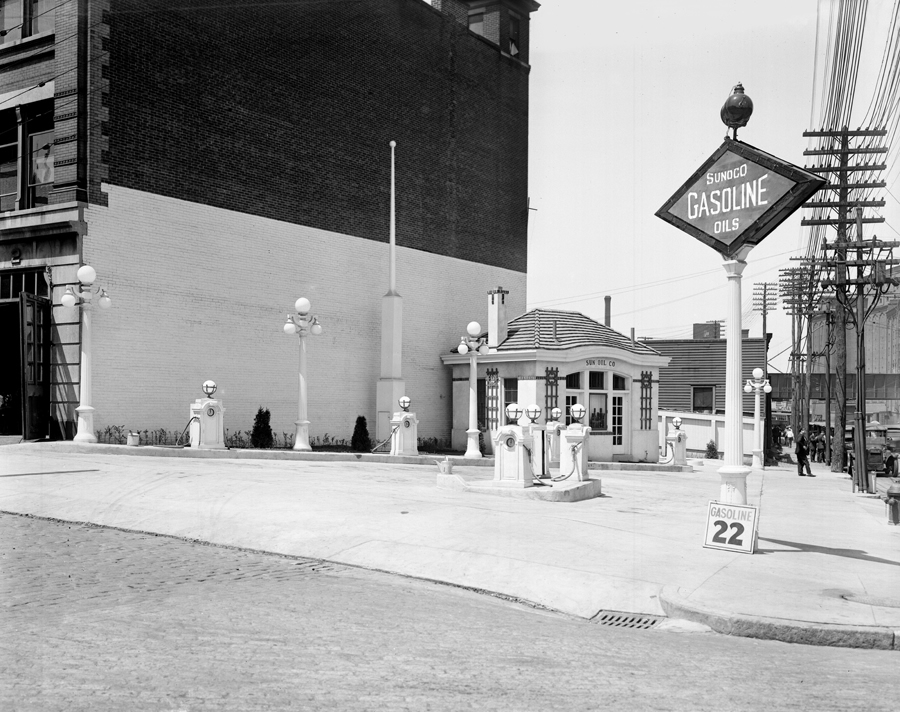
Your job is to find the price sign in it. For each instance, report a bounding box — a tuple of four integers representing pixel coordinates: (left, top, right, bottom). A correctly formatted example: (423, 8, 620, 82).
(703, 501, 758, 554)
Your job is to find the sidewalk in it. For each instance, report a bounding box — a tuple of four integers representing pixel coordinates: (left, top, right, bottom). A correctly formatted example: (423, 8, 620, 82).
(1, 441, 897, 650)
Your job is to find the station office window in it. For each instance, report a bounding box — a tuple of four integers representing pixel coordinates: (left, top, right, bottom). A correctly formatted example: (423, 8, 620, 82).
(566, 370, 617, 430)
(692, 386, 714, 413)
(503, 378, 518, 416)
(0, 0, 54, 43)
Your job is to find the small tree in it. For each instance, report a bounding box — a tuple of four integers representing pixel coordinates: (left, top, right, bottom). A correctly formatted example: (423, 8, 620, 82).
(251, 407, 274, 449)
(351, 415, 370, 452)
(705, 439, 720, 460)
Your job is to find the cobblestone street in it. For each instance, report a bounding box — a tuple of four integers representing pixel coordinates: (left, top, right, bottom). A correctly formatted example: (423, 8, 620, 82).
(1, 512, 896, 711)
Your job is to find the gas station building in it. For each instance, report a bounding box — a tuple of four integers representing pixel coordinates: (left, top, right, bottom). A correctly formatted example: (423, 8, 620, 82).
(442, 289, 670, 462)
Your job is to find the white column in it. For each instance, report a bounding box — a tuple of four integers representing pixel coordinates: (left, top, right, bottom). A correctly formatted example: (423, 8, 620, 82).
(293, 331, 311, 451)
(464, 351, 481, 458)
(718, 258, 751, 503)
(73, 301, 97, 442)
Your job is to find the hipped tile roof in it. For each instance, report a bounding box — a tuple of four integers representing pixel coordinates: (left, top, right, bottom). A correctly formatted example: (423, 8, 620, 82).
(493, 308, 661, 356)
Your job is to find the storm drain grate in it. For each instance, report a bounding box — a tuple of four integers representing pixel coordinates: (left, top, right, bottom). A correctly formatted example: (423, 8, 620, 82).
(591, 611, 664, 630)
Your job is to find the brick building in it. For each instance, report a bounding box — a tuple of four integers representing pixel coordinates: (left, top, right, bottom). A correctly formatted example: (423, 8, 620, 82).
(0, 0, 539, 443)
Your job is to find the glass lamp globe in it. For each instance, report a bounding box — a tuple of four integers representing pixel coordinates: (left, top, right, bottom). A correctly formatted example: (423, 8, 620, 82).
(202, 380, 217, 397)
(61, 287, 78, 307)
(764, 384, 773, 394)
(524, 404, 541, 422)
(673, 416, 682, 429)
(457, 341, 469, 355)
(466, 321, 481, 338)
(76, 265, 97, 285)
(551, 407, 562, 421)
(284, 320, 298, 335)
(97, 290, 111, 309)
(398, 396, 411, 411)
(505, 402, 523, 423)
(570, 403, 586, 422)
(744, 383, 753, 393)
(752, 368, 764, 380)
(295, 297, 311, 314)
(477, 343, 489, 356)
(310, 321, 323, 336)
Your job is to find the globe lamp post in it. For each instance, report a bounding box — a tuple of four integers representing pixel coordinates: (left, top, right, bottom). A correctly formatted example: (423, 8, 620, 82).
(284, 297, 323, 451)
(61, 264, 112, 442)
(744, 367, 772, 469)
(458, 320, 489, 458)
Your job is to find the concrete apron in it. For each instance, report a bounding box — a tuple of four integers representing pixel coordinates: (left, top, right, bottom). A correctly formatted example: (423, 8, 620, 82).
(1, 443, 898, 650)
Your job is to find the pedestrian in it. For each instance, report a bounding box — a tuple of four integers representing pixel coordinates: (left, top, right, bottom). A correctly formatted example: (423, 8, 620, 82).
(814, 432, 825, 463)
(795, 430, 814, 477)
(884, 447, 896, 477)
(785, 427, 794, 447)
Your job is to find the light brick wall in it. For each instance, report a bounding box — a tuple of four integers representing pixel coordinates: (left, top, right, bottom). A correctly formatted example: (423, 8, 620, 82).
(82, 185, 526, 444)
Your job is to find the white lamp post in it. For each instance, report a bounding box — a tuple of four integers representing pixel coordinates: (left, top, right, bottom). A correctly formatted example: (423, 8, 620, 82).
(284, 297, 323, 451)
(61, 265, 111, 443)
(744, 367, 772, 469)
(458, 320, 489, 458)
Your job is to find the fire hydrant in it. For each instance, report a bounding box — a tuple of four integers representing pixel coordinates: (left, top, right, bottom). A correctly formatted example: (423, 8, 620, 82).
(885, 481, 900, 526)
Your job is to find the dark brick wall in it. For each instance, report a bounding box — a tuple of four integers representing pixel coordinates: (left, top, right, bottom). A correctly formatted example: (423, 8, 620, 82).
(104, 0, 532, 272)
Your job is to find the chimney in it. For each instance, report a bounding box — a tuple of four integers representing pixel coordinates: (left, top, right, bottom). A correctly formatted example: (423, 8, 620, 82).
(604, 296, 611, 327)
(487, 286, 509, 348)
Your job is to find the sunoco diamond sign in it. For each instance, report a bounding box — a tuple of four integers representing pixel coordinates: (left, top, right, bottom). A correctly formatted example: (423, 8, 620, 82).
(656, 138, 826, 258)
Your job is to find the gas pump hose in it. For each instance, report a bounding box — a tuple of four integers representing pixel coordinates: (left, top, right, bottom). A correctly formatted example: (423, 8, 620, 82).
(370, 424, 401, 453)
(551, 441, 583, 482)
(173, 417, 199, 448)
(660, 440, 675, 464)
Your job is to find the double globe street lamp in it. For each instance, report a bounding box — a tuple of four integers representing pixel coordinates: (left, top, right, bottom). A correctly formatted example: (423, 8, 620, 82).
(61, 265, 112, 442)
(457, 321, 489, 458)
(284, 297, 323, 451)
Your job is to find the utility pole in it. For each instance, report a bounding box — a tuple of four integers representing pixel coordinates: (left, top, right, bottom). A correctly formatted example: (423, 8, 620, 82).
(753, 282, 778, 463)
(820, 216, 899, 493)
(816, 299, 836, 464)
(802, 126, 887, 473)
(779, 266, 816, 441)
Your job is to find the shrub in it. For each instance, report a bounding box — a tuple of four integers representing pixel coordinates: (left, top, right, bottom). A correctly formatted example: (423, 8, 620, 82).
(705, 439, 720, 459)
(350, 415, 370, 452)
(250, 407, 274, 449)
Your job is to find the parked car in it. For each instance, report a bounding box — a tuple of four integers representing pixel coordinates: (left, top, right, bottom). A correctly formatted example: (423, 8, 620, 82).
(845, 422, 892, 476)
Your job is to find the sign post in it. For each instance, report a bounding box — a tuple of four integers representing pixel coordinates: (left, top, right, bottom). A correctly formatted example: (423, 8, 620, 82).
(656, 86, 825, 508)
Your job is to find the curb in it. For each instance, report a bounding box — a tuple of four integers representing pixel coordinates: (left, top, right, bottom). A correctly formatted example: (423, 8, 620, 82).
(2, 441, 495, 467)
(659, 586, 898, 650)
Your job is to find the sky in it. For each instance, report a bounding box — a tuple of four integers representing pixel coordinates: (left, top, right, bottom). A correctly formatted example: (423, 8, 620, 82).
(525, 0, 899, 374)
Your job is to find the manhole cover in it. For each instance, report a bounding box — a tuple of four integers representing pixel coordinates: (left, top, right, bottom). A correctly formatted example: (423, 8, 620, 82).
(842, 594, 900, 609)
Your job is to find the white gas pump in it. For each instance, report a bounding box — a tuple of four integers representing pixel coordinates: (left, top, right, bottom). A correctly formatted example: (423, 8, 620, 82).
(390, 396, 419, 456)
(523, 404, 549, 479)
(666, 416, 688, 466)
(491, 403, 533, 488)
(558, 403, 590, 482)
(189, 380, 227, 450)
(545, 407, 563, 468)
